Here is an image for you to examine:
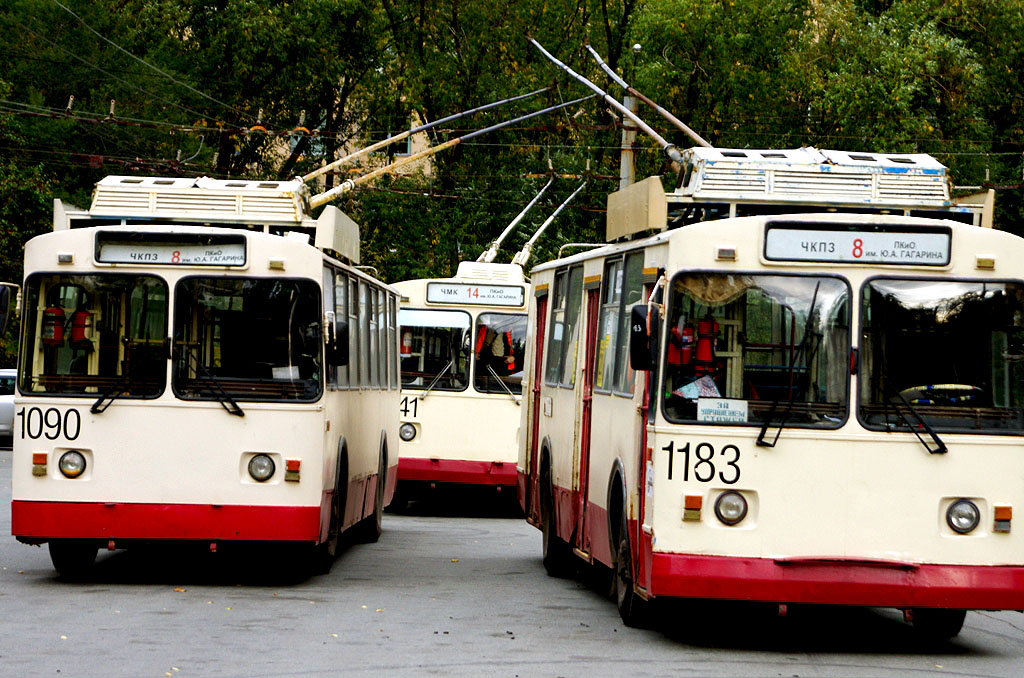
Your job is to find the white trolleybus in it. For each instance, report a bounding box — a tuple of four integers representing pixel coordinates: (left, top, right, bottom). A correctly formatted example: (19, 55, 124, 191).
(518, 146, 1023, 638)
(393, 261, 528, 498)
(12, 176, 399, 576)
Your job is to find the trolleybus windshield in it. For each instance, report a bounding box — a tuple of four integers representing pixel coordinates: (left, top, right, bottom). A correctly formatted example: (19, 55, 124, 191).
(398, 309, 470, 391)
(860, 278, 1024, 433)
(473, 313, 527, 395)
(172, 277, 322, 402)
(20, 273, 168, 397)
(663, 273, 849, 427)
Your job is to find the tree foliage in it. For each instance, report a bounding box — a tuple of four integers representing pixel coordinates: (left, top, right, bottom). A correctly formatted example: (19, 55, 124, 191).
(0, 0, 1021, 323)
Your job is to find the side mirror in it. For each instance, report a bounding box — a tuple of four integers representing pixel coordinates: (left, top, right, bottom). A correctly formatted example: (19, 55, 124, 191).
(327, 317, 349, 367)
(0, 285, 10, 339)
(629, 304, 655, 371)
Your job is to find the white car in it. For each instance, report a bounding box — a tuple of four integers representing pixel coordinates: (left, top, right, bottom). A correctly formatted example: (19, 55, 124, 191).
(0, 368, 15, 440)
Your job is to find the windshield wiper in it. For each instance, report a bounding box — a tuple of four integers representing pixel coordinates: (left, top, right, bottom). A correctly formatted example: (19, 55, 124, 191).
(484, 364, 520, 405)
(883, 385, 948, 455)
(184, 350, 244, 417)
(91, 372, 131, 414)
(420, 360, 454, 399)
(757, 283, 820, 448)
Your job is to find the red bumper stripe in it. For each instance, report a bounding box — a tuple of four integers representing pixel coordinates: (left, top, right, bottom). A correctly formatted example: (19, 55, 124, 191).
(12, 501, 321, 542)
(397, 458, 517, 486)
(651, 553, 1024, 610)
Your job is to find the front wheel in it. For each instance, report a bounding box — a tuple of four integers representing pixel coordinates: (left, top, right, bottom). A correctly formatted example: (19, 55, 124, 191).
(912, 608, 966, 641)
(615, 518, 650, 628)
(48, 540, 98, 579)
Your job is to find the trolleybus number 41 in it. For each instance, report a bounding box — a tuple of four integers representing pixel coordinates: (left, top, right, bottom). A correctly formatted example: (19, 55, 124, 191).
(17, 407, 82, 441)
(662, 440, 740, 484)
(400, 396, 419, 417)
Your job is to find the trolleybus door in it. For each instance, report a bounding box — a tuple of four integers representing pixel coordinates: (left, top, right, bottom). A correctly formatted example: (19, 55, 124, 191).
(526, 294, 549, 521)
(574, 288, 600, 558)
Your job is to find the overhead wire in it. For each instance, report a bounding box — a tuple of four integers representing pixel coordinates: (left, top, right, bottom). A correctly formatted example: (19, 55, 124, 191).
(44, 0, 254, 122)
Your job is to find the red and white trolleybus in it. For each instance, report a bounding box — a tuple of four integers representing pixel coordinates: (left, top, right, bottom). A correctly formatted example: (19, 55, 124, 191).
(12, 176, 399, 575)
(519, 147, 1024, 638)
(393, 261, 527, 498)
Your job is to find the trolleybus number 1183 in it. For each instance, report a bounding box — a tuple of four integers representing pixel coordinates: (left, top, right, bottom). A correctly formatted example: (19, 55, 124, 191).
(662, 440, 741, 485)
(16, 407, 82, 441)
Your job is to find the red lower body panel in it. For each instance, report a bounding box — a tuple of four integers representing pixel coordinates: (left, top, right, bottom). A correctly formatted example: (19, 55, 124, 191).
(650, 552, 1024, 610)
(397, 458, 517, 487)
(12, 500, 322, 542)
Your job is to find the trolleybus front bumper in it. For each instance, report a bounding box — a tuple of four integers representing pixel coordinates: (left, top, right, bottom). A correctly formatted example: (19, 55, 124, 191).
(650, 553, 1024, 610)
(397, 458, 517, 487)
(11, 500, 322, 542)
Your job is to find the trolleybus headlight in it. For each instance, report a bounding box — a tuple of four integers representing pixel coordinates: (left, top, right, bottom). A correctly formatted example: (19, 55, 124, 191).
(947, 499, 980, 534)
(399, 423, 417, 442)
(58, 451, 86, 479)
(248, 454, 276, 482)
(714, 491, 748, 526)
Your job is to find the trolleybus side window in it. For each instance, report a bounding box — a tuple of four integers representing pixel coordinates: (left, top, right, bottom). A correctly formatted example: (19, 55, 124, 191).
(398, 309, 470, 391)
(20, 273, 168, 397)
(369, 286, 380, 388)
(595, 259, 622, 393)
(859, 278, 1024, 433)
(334, 272, 349, 388)
(663, 273, 849, 427)
(595, 251, 644, 396)
(377, 287, 387, 388)
(359, 282, 370, 387)
(323, 267, 337, 388)
(473, 312, 527, 394)
(544, 265, 584, 387)
(349, 278, 359, 385)
(388, 296, 398, 389)
(172, 277, 322, 401)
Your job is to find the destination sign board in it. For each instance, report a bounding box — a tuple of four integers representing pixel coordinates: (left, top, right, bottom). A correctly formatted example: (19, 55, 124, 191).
(764, 226, 951, 266)
(98, 242, 246, 266)
(96, 232, 247, 266)
(426, 282, 525, 307)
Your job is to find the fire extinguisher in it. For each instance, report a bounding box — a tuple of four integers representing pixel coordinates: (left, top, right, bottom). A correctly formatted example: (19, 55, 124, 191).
(668, 324, 695, 366)
(695, 313, 719, 372)
(70, 310, 93, 347)
(42, 307, 66, 346)
(401, 330, 413, 356)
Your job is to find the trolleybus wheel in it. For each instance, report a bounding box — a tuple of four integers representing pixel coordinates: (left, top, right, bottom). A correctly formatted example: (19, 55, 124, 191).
(615, 517, 650, 627)
(352, 449, 385, 544)
(540, 467, 573, 577)
(911, 608, 966, 640)
(48, 539, 98, 579)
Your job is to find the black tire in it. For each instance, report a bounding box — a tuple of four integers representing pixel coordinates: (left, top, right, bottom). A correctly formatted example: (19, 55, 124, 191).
(540, 465, 573, 577)
(48, 539, 98, 579)
(615, 515, 650, 627)
(313, 473, 345, 574)
(912, 608, 966, 641)
(351, 450, 385, 544)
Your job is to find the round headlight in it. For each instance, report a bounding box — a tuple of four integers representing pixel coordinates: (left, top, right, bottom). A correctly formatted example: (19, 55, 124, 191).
(714, 491, 748, 526)
(399, 423, 417, 441)
(947, 499, 980, 534)
(248, 454, 276, 482)
(58, 451, 86, 479)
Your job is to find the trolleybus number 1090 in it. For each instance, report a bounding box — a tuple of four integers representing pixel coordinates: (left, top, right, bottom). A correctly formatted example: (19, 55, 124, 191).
(16, 407, 82, 441)
(662, 440, 741, 484)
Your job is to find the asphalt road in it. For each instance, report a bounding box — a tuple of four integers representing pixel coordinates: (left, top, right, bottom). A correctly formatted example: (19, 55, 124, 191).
(2, 449, 1022, 678)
